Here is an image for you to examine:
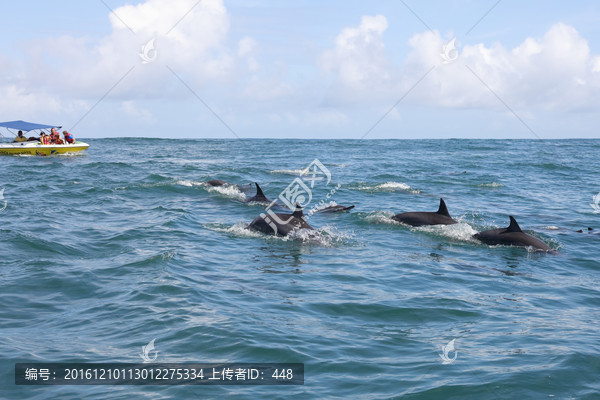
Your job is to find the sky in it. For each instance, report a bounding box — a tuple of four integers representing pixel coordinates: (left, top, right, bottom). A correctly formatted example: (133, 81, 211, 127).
(1, 0, 600, 139)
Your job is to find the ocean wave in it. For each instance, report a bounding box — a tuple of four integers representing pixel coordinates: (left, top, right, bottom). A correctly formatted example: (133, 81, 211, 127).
(314, 225, 356, 245)
(204, 222, 264, 238)
(205, 184, 246, 201)
(180, 181, 247, 200)
(415, 221, 479, 242)
(324, 162, 347, 167)
(477, 182, 505, 188)
(309, 200, 338, 213)
(120, 250, 176, 268)
(176, 179, 205, 187)
(56, 151, 87, 157)
(361, 211, 398, 225)
(206, 222, 350, 247)
(269, 168, 308, 176)
(361, 211, 478, 241)
(356, 182, 420, 193)
(541, 226, 562, 230)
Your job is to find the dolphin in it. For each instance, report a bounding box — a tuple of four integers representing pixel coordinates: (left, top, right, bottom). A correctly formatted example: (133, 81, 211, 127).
(248, 204, 314, 236)
(206, 179, 229, 187)
(473, 216, 553, 252)
(317, 204, 355, 213)
(244, 182, 271, 203)
(392, 198, 457, 226)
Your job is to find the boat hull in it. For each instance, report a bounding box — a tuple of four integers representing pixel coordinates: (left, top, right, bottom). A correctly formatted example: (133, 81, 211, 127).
(0, 142, 89, 156)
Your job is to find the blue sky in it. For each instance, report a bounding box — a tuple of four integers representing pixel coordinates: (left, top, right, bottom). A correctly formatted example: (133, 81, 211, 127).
(1, 0, 600, 139)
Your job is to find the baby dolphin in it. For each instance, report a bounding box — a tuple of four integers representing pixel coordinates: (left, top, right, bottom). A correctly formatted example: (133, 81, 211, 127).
(473, 216, 553, 252)
(392, 198, 457, 226)
(248, 204, 314, 236)
(206, 179, 229, 187)
(317, 204, 355, 213)
(244, 182, 271, 204)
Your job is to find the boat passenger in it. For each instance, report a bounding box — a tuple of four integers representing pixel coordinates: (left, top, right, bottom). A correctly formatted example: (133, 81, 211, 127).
(40, 132, 50, 145)
(49, 128, 57, 143)
(54, 135, 64, 145)
(63, 131, 75, 144)
(13, 131, 27, 142)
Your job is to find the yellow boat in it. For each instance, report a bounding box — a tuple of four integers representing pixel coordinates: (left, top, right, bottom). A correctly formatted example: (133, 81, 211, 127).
(0, 141, 90, 156)
(0, 120, 89, 156)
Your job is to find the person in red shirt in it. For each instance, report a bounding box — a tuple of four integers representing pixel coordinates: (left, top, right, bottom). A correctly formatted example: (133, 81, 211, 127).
(40, 132, 50, 145)
(49, 128, 59, 143)
(63, 131, 75, 144)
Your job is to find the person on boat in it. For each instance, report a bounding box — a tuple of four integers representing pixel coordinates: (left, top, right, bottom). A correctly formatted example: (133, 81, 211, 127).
(49, 128, 58, 143)
(40, 132, 50, 145)
(54, 134, 64, 145)
(63, 131, 75, 144)
(13, 131, 27, 142)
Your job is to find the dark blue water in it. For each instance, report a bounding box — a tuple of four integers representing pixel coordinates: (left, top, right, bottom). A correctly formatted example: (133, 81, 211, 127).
(1, 138, 599, 399)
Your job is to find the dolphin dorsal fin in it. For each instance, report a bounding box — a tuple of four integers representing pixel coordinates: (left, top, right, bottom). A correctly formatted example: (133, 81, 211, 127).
(254, 182, 265, 198)
(292, 203, 304, 218)
(506, 216, 523, 233)
(436, 198, 451, 217)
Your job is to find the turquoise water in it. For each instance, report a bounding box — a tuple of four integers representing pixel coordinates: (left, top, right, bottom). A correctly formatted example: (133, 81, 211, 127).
(1, 138, 599, 399)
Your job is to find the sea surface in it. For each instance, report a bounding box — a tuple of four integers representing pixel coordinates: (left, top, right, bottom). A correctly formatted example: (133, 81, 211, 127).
(1, 138, 599, 399)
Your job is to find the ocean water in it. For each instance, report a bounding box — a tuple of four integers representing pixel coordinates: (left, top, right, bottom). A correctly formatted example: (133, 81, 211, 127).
(1, 138, 599, 399)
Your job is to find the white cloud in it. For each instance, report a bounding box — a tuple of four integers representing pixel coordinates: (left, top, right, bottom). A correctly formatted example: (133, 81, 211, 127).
(321, 19, 600, 111)
(238, 37, 259, 72)
(0, 0, 285, 128)
(10, 0, 245, 101)
(3, 4, 600, 138)
(121, 101, 155, 123)
(320, 15, 391, 90)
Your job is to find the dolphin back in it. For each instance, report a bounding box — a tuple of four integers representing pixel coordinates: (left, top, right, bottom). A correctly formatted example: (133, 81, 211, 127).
(245, 182, 270, 203)
(392, 198, 457, 226)
(248, 204, 314, 236)
(473, 216, 552, 251)
(436, 198, 452, 218)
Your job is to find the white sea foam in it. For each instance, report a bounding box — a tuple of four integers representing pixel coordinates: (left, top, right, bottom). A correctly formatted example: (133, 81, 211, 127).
(176, 179, 204, 187)
(269, 168, 308, 176)
(208, 222, 264, 238)
(362, 211, 398, 225)
(379, 182, 411, 190)
(362, 211, 478, 241)
(415, 221, 479, 242)
(208, 221, 351, 247)
(357, 182, 420, 193)
(205, 184, 246, 201)
(478, 182, 505, 188)
(287, 225, 353, 246)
